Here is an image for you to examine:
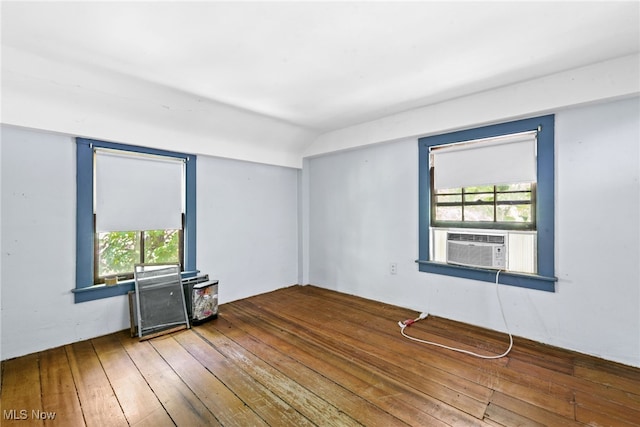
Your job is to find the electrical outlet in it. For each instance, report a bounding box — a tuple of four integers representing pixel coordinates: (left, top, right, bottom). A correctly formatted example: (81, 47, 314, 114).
(390, 262, 397, 275)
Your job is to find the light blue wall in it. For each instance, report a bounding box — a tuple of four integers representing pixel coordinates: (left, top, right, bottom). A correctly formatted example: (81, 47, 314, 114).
(306, 97, 640, 367)
(308, 137, 418, 295)
(196, 155, 299, 302)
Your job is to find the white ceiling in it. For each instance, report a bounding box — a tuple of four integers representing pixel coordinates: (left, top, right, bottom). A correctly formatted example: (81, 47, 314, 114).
(2, 1, 639, 134)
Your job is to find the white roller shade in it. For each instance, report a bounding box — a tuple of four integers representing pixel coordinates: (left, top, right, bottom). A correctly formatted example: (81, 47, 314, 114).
(95, 150, 184, 232)
(432, 131, 537, 190)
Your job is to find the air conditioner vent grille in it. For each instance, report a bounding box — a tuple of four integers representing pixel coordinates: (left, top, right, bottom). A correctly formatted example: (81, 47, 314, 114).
(447, 233, 505, 244)
(446, 232, 506, 269)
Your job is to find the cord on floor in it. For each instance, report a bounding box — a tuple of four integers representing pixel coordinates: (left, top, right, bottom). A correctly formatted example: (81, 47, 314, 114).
(397, 270, 513, 359)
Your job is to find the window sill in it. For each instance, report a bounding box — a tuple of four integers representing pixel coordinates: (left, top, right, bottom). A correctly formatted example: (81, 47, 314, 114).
(415, 260, 556, 292)
(72, 270, 200, 303)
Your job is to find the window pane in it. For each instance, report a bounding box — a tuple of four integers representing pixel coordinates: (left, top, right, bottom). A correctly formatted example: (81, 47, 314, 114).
(497, 204, 532, 222)
(436, 194, 462, 203)
(97, 231, 140, 277)
(465, 185, 494, 193)
(497, 191, 531, 202)
(432, 181, 534, 226)
(464, 193, 494, 203)
(464, 205, 494, 221)
(435, 187, 461, 195)
(144, 229, 180, 264)
(496, 182, 532, 192)
(436, 206, 462, 221)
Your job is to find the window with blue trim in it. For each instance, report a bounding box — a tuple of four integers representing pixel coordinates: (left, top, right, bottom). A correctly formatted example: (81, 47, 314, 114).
(418, 115, 556, 291)
(75, 138, 197, 303)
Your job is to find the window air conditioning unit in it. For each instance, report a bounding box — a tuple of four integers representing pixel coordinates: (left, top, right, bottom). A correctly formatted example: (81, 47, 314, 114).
(446, 232, 506, 269)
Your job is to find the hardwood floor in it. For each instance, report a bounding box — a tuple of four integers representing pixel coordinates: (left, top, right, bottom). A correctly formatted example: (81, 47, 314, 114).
(2, 285, 639, 426)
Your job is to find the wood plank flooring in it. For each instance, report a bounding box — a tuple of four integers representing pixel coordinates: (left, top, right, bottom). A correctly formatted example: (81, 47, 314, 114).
(2, 285, 639, 426)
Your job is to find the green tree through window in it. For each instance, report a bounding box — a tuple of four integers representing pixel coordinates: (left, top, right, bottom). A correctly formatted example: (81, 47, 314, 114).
(432, 183, 535, 230)
(97, 229, 182, 282)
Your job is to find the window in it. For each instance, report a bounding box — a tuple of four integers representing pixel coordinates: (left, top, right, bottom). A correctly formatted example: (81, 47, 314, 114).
(432, 183, 535, 229)
(96, 229, 183, 283)
(75, 139, 197, 303)
(418, 115, 556, 291)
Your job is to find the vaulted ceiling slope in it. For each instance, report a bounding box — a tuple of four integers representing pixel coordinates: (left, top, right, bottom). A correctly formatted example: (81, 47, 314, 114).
(2, 1, 639, 167)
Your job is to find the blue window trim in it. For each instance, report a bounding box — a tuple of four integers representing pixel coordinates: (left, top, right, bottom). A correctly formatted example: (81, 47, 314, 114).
(417, 115, 556, 292)
(74, 138, 197, 303)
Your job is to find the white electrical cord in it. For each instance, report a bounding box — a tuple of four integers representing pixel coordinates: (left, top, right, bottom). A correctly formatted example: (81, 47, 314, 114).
(398, 270, 513, 359)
